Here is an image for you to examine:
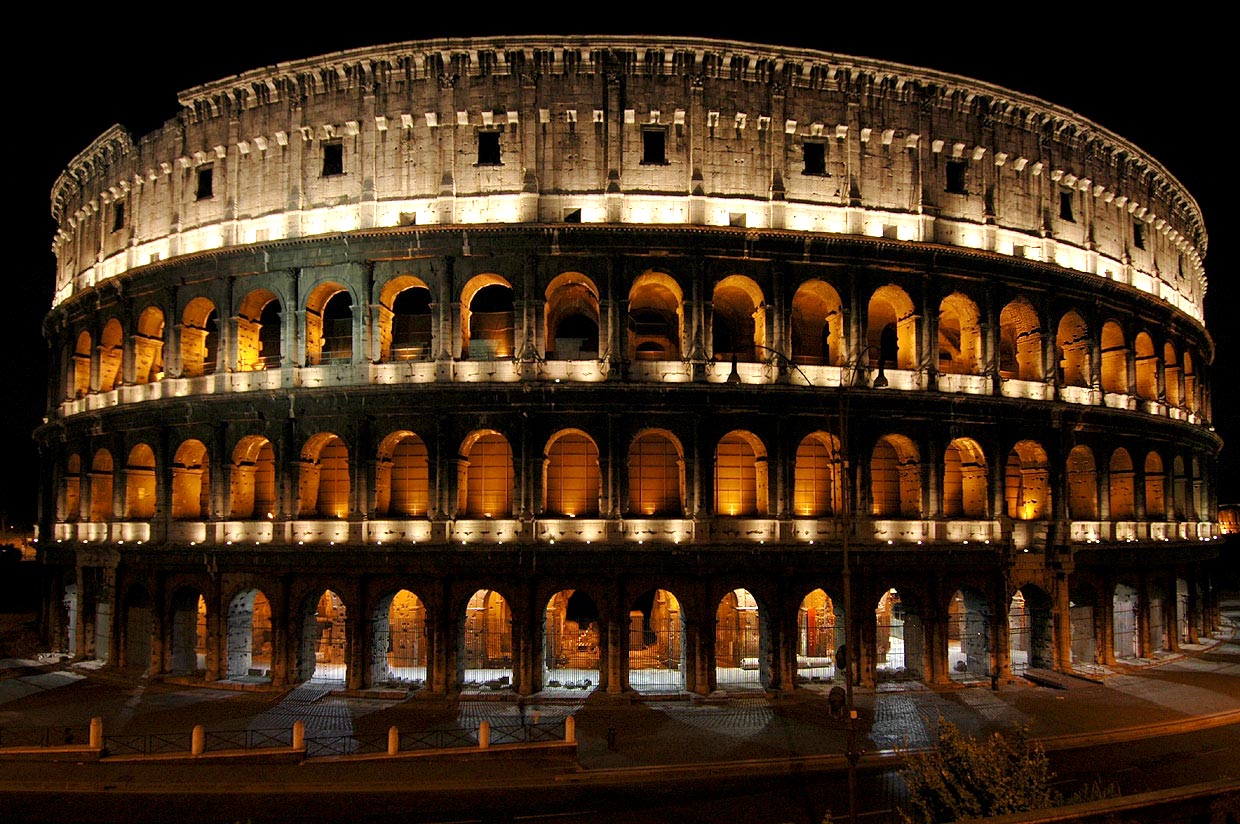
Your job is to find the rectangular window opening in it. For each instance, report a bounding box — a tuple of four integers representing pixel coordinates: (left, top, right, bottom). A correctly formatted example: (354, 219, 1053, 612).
(882, 224, 899, 240)
(563, 208, 582, 224)
(641, 128, 667, 165)
(728, 212, 747, 228)
(478, 131, 502, 165)
(1133, 220, 1145, 250)
(196, 166, 214, 200)
(112, 202, 125, 233)
(945, 161, 968, 194)
(322, 142, 344, 176)
(1059, 190, 1075, 222)
(802, 141, 827, 175)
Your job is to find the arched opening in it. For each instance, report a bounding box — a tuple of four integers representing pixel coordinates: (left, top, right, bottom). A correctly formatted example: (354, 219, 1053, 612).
(64, 454, 81, 521)
(938, 293, 983, 375)
(545, 273, 600, 360)
(71, 330, 91, 397)
(794, 432, 842, 517)
(627, 430, 684, 516)
(298, 433, 349, 519)
(1069, 588, 1097, 667)
(1183, 351, 1197, 413)
(462, 589, 513, 689)
(230, 436, 276, 519)
(999, 299, 1043, 381)
(461, 275, 515, 359)
(236, 289, 282, 371)
(458, 431, 513, 518)
(544, 589, 600, 691)
(1100, 321, 1128, 394)
(627, 272, 683, 361)
(946, 588, 991, 681)
(876, 589, 923, 681)
(714, 430, 768, 516)
(1176, 578, 1190, 643)
(225, 589, 272, 681)
(797, 589, 841, 682)
(1066, 445, 1098, 520)
(1109, 448, 1135, 520)
(1135, 332, 1157, 401)
(307, 286, 353, 365)
(124, 444, 157, 519)
(715, 589, 765, 689)
(300, 590, 348, 683)
(943, 438, 988, 518)
(1145, 452, 1166, 520)
(1005, 441, 1050, 520)
(1148, 580, 1166, 654)
(171, 439, 209, 520)
(790, 280, 844, 366)
(98, 318, 124, 392)
(181, 297, 218, 377)
(1056, 311, 1090, 388)
(1191, 456, 1205, 520)
(543, 430, 601, 517)
(371, 589, 427, 688)
(169, 589, 207, 674)
(89, 449, 114, 522)
(1008, 586, 1054, 674)
(123, 585, 153, 673)
(867, 285, 917, 370)
(1164, 343, 1181, 407)
(133, 306, 165, 384)
(62, 583, 78, 655)
(870, 435, 921, 517)
(711, 275, 765, 363)
(1112, 583, 1139, 661)
(378, 277, 434, 362)
(375, 431, 430, 517)
(628, 588, 684, 693)
(1173, 456, 1189, 520)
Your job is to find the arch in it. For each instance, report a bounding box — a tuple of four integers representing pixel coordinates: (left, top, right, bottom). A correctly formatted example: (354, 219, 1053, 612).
(1172, 456, 1189, 520)
(628, 588, 684, 693)
(1164, 343, 1181, 407)
(98, 318, 123, 392)
(1183, 351, 1197, 412)
(171, 439, 209, 520)
(711, 275, 765, 363)
(870, 435, 921, 518)
(793, 432, 842, 517)
(1144, 452, 1166, 520)
(544, 589, 600, 691)
(866, 285, 917, 370)
(375, 431, 430, 517)
(714, 430, 768, 516)
(1055, 311, 1090, 388)
(545, 273, 600, 359)
(300, 589, 348, 683)
(543, 429, 601, 517)
(64, 453, 82, 521)
(298, 433, 350, 518)
(225, 588, 272, 681)
(1068, 587, 1098, 666)
(876, 588, 923, 681)
(169, 588, 207, 674)
(1112, 583, 1139, 660)
(942, 438, 988, 518)
(230, 436, 276, 519)
(371, 589, 428, 688)
(1008, 586, 1054, 674)
(1191, 456, 1205, 520)
(124, 443, 156, 519)
(946, 588, 991, 680)
(459, 430, 513, 518)
(937, 292, 983, 375)
(71, 330, 92, 398)
(378, 275, 434, 362)
(89, 449, 114, 521)
(715, 589, 766, 689)
(1134, 332, 1157, 401)
(462, 589, 513, 689)
(1109, 448, 1135, 520)
(797, 589, 840, 681)
(628, 429, 685, 516)
(628, 272, 683, 360)
(133, 306, 165, 385)
(123, 584, 153, 673)
(306, 283, 353, 365)
(790, 279, 844, 366)
(62, 583, 78, 656)
(181, 297, 218, 377)
(461, 274, 515, 359)
(1066, 445, 1098, 520)
(998, 298, 1043, 381)
(1100, 321, 1128, 394)
(1005, 441, 1050, 520)
(236, 288, 282, 371)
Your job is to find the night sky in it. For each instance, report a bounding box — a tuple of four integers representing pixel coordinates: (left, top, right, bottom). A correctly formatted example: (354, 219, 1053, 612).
(5, 15, 1231, 531)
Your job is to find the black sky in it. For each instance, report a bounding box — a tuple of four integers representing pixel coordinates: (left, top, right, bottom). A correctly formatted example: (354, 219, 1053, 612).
(5, 13, 1231, 530)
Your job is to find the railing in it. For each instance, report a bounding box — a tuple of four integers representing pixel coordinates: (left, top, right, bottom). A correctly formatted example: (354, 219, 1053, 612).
(0, 724, 91, 748)
(105, 731, 193, 756)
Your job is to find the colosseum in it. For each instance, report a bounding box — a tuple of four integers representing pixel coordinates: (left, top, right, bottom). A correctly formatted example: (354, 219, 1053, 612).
(35, 36, 1225, 696)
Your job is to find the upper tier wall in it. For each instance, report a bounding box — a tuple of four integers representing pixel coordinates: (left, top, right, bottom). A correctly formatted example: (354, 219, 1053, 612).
(49, 36, 1208, 322)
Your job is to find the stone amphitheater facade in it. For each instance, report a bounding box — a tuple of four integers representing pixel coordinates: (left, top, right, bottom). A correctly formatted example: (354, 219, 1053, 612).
(36, 37, 1223, 694)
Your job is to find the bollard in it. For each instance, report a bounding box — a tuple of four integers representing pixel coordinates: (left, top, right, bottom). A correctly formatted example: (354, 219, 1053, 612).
(388, 725, 400, 756)
(478, 719, 490, 749)
(292, 720, 305, 751)
(89, 717, 103, 750)
(191, 724, 205, 755)
(533, 710, 540, 725)
(565, 715, 576, 744)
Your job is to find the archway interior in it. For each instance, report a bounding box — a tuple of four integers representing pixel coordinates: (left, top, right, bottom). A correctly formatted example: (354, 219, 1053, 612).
(1112, 584, 1139, 661)
(1176, 578, 1190, 644)
(628, 588, 684, 692)
(303, 590, 348, 683)
(715, 588, 762, 688)
(124, 587, 153, 673)
(797, 589, 839, 683)
(462, 589, 513, 689)
(320, 291, 354, 363)
(226, 589, 272, 681)
(170, 590, 208, 674)
(62, 583, 78, 655)
(946, 589, 990, 680)
(466, 283, 515, 359)
(390, 286, 433, 360)
(1007, 587, 1054, 673)
(544, 589, 600, 691)
(876, 588, 923, 681)
(372, 589, 426, 688)
(1068, 592, 1097, 668)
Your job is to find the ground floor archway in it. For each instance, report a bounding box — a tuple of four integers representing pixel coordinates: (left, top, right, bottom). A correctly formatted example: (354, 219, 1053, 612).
(371, 589, 427, 688)
(123, 585, 153, 673)
(461, 589, 512, 690)
(226, 589, 272, 681)
(301, 590, 348, 683)
(1008, 586, 1054, 674)
(544, 589, 600, 692)
(1113, 583, 1139, 661)
(876, 589, 923, 681)
(797, 589, 839, 683)
(947, 588, 991, 681)
(628, 589, 684, 693)
(169, 588, 206, 674)
(1069, 589, 1097, 667)
(715, 588, 764, 689)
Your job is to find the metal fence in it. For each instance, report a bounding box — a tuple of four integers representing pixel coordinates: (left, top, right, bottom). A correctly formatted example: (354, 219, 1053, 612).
(0, 724, 91, 748)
